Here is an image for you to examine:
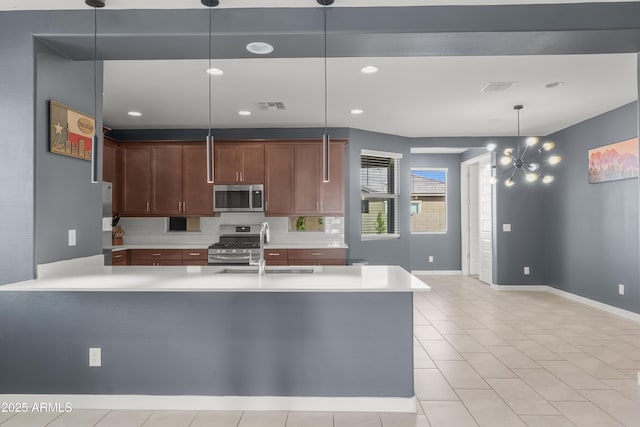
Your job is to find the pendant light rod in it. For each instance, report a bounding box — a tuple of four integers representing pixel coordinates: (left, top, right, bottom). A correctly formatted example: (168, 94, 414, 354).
(204, 0, 218, 184)
(318, 0, 332, 183)
(86, 0, 104, 183)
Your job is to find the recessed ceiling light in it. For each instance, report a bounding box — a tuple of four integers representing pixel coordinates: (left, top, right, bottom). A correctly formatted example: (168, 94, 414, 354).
(545, 81, 564, 89)
(127, 111, 142, 117)
(238, 110, 252, 116)
(350, 109, 364, 115)
(246, 42, 274, 55)
(360, 66, 378, 74)
(206, 67, 224, 76)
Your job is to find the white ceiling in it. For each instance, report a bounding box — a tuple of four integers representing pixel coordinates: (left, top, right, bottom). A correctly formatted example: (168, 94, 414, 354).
(103, 54, 638, 137)
(1, 0, 637, 10)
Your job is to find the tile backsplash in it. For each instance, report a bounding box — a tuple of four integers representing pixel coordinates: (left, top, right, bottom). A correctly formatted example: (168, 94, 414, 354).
(118, 213, 344, 246)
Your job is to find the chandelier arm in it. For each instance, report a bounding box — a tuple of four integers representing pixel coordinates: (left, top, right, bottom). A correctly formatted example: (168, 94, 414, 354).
(521, 143, 529, 160)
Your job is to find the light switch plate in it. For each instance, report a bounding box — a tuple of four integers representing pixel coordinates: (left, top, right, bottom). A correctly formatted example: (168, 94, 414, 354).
(503, 224, 511, 232)
(524, 266, 530, 275)
(89, 347, 101, 367)
(68, 229, 76, 246)
(428, 256, 434, 263)
(619, 284, 625, 295)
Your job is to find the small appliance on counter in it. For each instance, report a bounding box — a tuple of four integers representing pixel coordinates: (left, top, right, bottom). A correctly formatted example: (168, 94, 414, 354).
(208, 224, 265, 266)
(213, 184, 264, 212)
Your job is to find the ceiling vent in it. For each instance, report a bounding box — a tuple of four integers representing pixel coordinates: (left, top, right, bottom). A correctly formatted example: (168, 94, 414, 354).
(481, 81, 517, 92)
(258, 101, 286, 111)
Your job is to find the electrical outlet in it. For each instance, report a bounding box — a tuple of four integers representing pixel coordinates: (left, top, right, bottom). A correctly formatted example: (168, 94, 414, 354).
(619, 284, 625, 295)
(428, 256, 434, 263)
(89, 347, 101, 367)
(524, 266, 530, 275)
(503, 224, 511, 232)
(68, 229, 76, 246)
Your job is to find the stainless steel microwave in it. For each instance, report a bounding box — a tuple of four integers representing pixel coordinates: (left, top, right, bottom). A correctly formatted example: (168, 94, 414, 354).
(213, 184, 264, 212)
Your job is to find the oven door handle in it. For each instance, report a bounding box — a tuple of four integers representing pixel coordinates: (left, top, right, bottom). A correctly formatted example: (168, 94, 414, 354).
(208, 255, 252, 261)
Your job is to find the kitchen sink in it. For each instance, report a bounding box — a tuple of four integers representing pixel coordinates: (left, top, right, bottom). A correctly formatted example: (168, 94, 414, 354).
(215, 267, 315, 274)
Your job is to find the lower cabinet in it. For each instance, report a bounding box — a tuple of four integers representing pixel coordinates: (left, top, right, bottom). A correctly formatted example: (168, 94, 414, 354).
(128, 249, 207, 266)
(112, 250, 129, 266)
(264, 248, 346, 266)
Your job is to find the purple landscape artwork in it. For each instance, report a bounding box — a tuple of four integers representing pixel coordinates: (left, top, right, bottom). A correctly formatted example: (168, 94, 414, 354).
(588, 138, 639, 184)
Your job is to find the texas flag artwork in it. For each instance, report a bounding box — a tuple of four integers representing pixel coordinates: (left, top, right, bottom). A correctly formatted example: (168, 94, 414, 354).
(49, 100, 95, 161)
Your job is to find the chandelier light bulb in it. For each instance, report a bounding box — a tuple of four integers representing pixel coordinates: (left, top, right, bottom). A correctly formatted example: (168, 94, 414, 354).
(542, 141, 555, 151)
(526, 173, 539, 182)
(505, 178, 515, 187)
(503, 148, 513, 156)
(528, 163, 540, 171)
(486, 143, 497, 151)
(548, 155, 562, 165)
(542, 175, 555, 184)
(500, 156, 513, 166)
(526, 137, 539, 146)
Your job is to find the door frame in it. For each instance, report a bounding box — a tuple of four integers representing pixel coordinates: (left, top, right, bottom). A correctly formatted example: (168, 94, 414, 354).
(461, 152, 493, 281)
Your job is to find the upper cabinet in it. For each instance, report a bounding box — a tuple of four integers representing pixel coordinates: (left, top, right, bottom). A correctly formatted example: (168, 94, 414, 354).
(121, 142, 214, 217)
(214, 142, 265, 185)
(264, 140, 346, 216)
(103, 136, 122, 214)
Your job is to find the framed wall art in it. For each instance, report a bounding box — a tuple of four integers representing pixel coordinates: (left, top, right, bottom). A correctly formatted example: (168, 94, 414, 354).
(588, 137, 639, 184)
(49, 100, 95, 161)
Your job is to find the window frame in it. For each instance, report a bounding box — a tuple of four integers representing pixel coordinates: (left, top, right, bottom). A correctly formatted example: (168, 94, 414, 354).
(410, 167, 448, 235)
(360, 149, 402, 241)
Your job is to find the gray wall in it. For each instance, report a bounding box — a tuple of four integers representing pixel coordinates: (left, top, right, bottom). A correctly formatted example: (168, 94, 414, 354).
(0, 14, 38, 284)
(346, 129, 412, 269)
(0, 291, 413, 397)
(544, 102, 639, 313)
(35, 41, 103, 265)
(410, 154, 462, 271)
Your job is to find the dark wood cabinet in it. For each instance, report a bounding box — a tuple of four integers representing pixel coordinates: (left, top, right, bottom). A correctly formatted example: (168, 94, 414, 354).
(151, 144, 183, 216)
(103, 137, 122, 214)
(294, 143, 322, 214)
(320, 142, 345, 215)
(128, 248, 207, 266)
(293, 141, 345, 216)
(214, 142, 265, 184)
(121, 142, 214, 217)
(112, 250, 129, 266)
(265, 143, 295, 215)
(122, 144, 152, 215)
(264, 248, 346, 266)
(183, 144, 214, 215)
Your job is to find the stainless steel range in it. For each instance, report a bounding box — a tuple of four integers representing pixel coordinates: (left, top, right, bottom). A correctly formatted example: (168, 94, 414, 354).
(208, 224, 263, 265)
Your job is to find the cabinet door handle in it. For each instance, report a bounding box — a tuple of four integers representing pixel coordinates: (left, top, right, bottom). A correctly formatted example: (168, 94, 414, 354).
(311, 253, 323, 256)
(152, 253, 162, 256)
(146, 201, 150, 212)
(178, 201, 181, 211)
(182, 201, 186, 212)
(236, 171, 239, 182)
(114, 254, 123, 259)
(268, 253, 280, 256)
(240, 171, 243, 182)
(188, 253, 200, 256)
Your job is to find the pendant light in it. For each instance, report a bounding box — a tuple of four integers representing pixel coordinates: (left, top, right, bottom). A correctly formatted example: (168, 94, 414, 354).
(490, 105, 561, 186)
(202, 0, 219, 183)
(85, 0, 105, 183)
(318, 0, 333, 183)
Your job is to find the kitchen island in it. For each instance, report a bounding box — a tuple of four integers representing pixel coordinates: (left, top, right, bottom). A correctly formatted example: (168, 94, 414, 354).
(0, 261, 428, 412)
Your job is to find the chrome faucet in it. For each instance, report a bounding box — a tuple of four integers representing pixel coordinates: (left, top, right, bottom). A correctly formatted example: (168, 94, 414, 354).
(257, 222, 270, 275)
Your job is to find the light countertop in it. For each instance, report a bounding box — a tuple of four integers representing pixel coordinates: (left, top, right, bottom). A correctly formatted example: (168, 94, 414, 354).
(1, 265, 429, 293)
(108, 242, 348, 251)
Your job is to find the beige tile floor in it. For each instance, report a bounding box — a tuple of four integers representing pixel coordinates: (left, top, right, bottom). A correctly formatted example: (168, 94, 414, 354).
(1, 275, 639, 427)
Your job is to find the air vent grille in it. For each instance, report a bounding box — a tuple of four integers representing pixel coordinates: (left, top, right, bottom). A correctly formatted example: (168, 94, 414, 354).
(481, 81, 517, 92)
(258, 101, 286, 110)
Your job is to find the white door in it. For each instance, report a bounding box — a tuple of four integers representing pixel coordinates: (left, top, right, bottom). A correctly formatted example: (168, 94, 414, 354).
(479, 156, 493, 284)
(468, 164, 480, 275)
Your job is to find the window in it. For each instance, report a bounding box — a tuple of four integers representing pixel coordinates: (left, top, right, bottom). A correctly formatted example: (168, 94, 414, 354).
(360, 150, 401, 239)
(410, 168, 447, 233)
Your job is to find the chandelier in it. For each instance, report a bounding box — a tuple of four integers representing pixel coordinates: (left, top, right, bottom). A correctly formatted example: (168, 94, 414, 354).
(490, 105, 561, 186)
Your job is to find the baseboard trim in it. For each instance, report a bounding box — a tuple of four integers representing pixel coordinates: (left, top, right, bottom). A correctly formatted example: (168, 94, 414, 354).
(490, 284, 640, 323)
(545, 286, 640, 323)
(490, 284, 548, 291)
(0, 394, 418, 413)
(412, 270, 462, 276)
